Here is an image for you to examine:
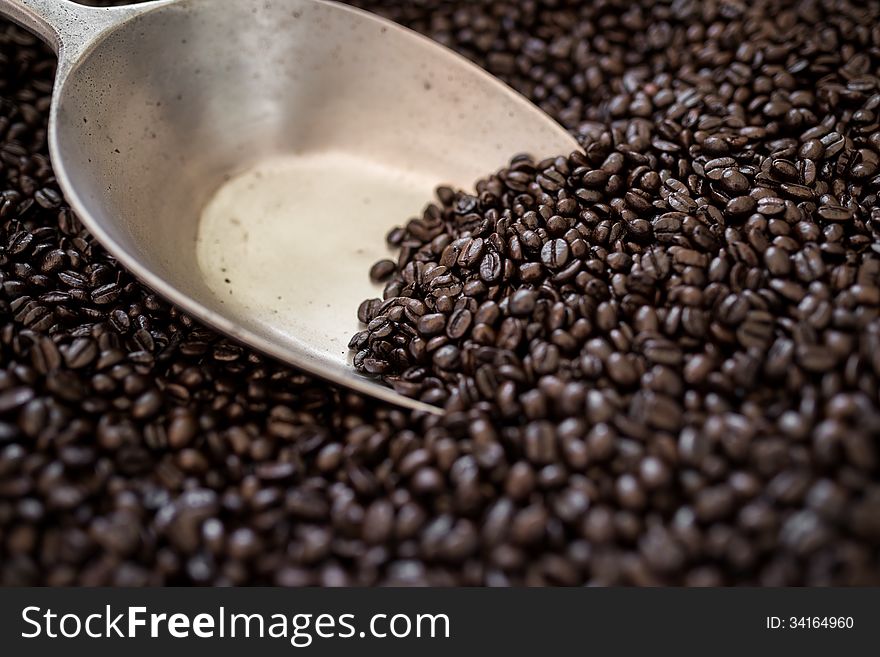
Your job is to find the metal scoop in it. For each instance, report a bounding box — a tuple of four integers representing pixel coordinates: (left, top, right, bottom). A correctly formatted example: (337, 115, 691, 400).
(0, 0, 579, 413)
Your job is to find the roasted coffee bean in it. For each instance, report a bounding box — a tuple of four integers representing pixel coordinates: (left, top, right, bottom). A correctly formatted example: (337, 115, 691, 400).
(726, 195, 757, 216)
(417, 313, 446, 336)
(479, 251, 503, 283)
(369, 259, 396, 282)
(446, 308, 472, 340)
(508, 289, 537, 316)
(90, 282, 120, 305)
(817, 205, 853, 222)
(63, 337, 97, 369)
(720, 169, 749, 194)
(541, 239, 570, 269)
(0, 387, 35, 413)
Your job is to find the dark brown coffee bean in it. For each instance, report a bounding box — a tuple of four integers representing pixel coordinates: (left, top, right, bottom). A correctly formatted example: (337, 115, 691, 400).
(63, 337, 97, 369)
(799, 139, 824, 160)
(433, 345, 460, 369)
(132, 389, 162, 419)
(524, 421, 557, 464)
(508, 289, 536, 316)
(510, 505, 547, 545)
(541, 238, 570, 269)
(91, 282, 121, 305)
(720, 169, 749, 194)
(446, 308, 472, 340)
(479, 251, 503, 283)
(363, 499, 394, 544)
(0, 387, 35, 413)
(770, 159, 799, 181)
(764, 246, 790, 276)
(726, 195, 757, 216)
(606, 352, 638, 386)
(417, 313, 446, 336)
(369, 259, 396, 282)
(817, 205, 853, 222)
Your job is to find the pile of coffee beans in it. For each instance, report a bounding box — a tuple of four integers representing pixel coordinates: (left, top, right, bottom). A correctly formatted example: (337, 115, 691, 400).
(349, 0, 880, 583)
(1, 0, 879, 586)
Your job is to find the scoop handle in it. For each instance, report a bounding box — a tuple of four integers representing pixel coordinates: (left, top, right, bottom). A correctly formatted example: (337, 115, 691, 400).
(0, 0, 114, 51)
(0, 0, 164, 73)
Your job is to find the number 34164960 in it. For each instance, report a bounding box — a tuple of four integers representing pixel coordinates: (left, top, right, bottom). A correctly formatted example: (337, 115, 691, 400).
(766, 616, 854, 629)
